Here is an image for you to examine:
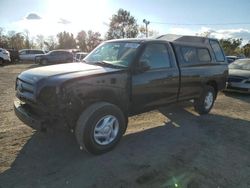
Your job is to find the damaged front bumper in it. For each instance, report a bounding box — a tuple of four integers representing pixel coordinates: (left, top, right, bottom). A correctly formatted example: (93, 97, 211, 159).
(14, 99, 47, 130)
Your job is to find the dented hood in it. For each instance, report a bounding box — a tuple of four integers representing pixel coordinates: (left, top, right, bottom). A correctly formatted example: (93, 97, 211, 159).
(17, 62, 122, 84)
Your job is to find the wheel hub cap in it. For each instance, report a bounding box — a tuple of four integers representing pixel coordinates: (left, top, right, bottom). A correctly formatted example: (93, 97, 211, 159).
(94, 115, 119, 145)
(204, 92, 213, 110)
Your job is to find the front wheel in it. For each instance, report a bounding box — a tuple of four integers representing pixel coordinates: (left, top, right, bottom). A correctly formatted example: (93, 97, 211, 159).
(194, 86, 215, 115)
(75, 102, 126, 155)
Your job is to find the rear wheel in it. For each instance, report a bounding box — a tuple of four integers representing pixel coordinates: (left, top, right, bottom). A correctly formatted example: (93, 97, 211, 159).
(194, 85, 215, 115)
(75, 102, 126, 155)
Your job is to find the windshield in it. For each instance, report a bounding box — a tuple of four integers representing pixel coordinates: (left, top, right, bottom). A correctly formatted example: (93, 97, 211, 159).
(84, 42, 140, 68)
(229, 59, 250, 70)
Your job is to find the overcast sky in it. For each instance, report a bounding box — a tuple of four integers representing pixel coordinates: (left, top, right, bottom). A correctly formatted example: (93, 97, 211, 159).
(1, 0, 250, 43)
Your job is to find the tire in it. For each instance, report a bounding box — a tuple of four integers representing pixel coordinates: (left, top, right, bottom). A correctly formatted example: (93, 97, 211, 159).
(75, 102, 126, 155)
(0, 58, 3, 66)
(194, 85, 215, 115)
(40, 59, 48, 65)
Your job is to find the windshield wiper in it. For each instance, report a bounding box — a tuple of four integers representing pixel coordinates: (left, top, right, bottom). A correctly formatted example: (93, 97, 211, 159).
(94, 61, 125, 69)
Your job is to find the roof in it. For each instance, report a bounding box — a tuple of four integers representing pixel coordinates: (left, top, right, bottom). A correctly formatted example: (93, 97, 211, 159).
(156, 34, 213, 44)
(105, 34, 217, 46)
(106, 38, 148, 43)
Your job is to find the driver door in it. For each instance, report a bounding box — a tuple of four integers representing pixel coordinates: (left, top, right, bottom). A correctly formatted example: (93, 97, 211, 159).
(131, 42, 179, 113)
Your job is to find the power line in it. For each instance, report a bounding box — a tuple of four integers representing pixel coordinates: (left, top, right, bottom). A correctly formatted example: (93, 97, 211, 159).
(150, 21, 250, 26)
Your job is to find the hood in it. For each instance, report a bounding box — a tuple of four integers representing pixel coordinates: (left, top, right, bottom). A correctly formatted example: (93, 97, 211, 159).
(229, 69, 250, 78)
(18, 63, 122, 84)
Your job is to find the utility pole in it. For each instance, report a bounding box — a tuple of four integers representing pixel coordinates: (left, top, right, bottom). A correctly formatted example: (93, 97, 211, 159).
(143, 19, 150, 38)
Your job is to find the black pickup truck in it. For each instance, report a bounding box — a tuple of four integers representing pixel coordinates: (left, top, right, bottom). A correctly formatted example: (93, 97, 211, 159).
(14, 35, 228, 154)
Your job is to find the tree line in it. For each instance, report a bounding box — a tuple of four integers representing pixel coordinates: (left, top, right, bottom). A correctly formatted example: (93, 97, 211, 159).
(219, 38, 250, 57)
(1, 8, 250, 57)
(0, 28, 103, 53)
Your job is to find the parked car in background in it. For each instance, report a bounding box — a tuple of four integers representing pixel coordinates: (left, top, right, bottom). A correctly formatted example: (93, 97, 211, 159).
(35, 50, 74, 65)
(74, 52, 88, 62)
(19, 49, 45, 62)
(226, 58, 250, 93)
(70, 49, 81, 54)
(226, 56, 240, 64)
(7, 48, 20, 62)
(0, 48, 11, 65)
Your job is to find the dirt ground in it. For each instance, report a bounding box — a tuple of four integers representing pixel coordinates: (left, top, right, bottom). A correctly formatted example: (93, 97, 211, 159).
(0, 63, 250, 188)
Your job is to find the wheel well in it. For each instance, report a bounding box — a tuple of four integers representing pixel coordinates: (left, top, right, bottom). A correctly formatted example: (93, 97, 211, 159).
(81, 91, 128, 115)
(63, 90, 129, 128)
(206, 80, 218, 98)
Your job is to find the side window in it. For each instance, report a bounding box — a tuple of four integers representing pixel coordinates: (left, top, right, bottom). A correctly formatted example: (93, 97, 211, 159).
(50, 51, 59, 55)
(50, 51, 57, 56)
(181, 46, 197, 63)
(65, 52, 70, 56)
(210, 40, 225, 62)
(197, 48, 211, 62)
(34, 50, 44, 54)
(177, 46, 211, 65)
(139, 43, 171, 69)
(30, 50, 37, 54)
(19, 51, 24, 55)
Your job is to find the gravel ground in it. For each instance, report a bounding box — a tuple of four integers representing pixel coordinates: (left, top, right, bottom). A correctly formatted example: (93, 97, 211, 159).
(0, 63, 250, 188)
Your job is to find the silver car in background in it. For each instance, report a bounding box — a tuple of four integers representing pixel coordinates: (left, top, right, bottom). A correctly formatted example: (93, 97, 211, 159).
(19, 49, 45, 62)
(226, 59, 250, 93)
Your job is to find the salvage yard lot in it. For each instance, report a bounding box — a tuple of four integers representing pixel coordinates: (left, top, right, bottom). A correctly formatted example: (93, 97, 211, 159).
(0, 63, 250, 188)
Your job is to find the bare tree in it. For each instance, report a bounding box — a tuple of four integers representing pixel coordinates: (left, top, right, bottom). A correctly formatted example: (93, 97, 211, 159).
(36, 35, 45, 49)
(44, 36, 57, 51)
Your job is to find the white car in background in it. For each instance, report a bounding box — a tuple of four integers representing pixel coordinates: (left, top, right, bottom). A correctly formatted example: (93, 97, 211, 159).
(19, 49, 45, 62)
(0, 48, 11, 65)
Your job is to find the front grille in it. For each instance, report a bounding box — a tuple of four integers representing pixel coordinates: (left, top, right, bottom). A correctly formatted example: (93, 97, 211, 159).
(16, 78, 35, 101)
(228, 76, 245, 83)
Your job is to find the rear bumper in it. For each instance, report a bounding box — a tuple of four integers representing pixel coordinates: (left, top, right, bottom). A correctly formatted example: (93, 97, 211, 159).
(14, 99, 44, 130)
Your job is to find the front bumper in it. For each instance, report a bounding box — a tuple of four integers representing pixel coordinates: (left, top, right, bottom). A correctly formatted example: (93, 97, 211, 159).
(14, 99, 44, 130)
(225, 82, 250, 93)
